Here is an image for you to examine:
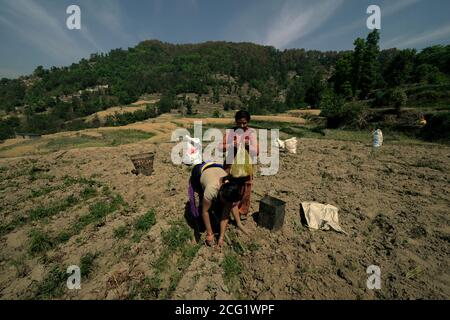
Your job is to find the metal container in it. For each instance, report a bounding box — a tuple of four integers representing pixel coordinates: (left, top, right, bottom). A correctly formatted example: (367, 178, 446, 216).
(258, 195, 286, 231)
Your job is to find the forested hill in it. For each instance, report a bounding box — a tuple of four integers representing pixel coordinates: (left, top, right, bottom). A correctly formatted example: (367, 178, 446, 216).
(1, 31, 450, 140)
(1, 40, 344, 108)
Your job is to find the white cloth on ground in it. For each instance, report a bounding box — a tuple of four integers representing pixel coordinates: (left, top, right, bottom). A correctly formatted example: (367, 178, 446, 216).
(300, 201, 347, 234)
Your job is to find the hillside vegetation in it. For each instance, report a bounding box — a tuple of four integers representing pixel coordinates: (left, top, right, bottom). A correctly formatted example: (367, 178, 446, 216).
(0, 31, 449, 143)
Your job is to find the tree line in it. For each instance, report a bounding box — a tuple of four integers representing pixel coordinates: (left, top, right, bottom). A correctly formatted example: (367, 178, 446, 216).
(1, 33, 449, 141)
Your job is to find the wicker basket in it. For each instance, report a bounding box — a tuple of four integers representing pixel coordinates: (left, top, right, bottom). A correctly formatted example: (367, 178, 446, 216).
(130, 152, 155, 176)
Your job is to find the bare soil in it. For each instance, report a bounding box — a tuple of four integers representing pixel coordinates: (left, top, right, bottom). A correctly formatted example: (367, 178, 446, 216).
(0, 116, 449, 300)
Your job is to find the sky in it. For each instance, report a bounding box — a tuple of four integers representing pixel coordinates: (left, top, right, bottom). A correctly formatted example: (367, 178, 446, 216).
(1, 0, 449, 78)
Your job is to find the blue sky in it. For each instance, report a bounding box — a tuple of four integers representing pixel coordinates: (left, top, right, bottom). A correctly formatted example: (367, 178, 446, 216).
(1, 0, 449, 78)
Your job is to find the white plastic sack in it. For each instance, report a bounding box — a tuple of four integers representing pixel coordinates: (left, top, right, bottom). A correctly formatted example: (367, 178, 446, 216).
(276, 138, 286, 149)
(182, 135, 202, 165)
(373, 129, 383, 148)
(275, 137, 297, 153)
(300, 202, 347, 234)
(285, 137, 297, 154)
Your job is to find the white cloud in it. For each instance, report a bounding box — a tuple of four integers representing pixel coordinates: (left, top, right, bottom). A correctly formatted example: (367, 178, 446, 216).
(383, 0, 423, 16)
(383, 24, 450, 48)
(0, 0, 100, 63)
(305, 0, 425, 48)
(81, 0, 136, 46)
(263, 0, 344, 49)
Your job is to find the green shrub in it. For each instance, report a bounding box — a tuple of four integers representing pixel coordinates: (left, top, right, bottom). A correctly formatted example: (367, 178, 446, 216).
(321, 91, 368, 129)
(212, 110, 223, 118)
(372, 90, 387, 108)
(391, 88, 407, 111)
(415, 90, 440, 101)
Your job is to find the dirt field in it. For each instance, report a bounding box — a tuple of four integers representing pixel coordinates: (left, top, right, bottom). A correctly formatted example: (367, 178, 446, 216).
(0, 117, 449, 300)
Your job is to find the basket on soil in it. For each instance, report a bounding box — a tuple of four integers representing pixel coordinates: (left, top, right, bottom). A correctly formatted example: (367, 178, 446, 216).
(130, 152, 155, 176)
(258, 195, 286, 231)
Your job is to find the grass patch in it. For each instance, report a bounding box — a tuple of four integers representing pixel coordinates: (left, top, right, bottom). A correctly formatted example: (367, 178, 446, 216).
(46, 136, 101, 151)
(247, 242, 260, 253)
(221, 252, 242, 284)
(152, 251, 171, 273)
(161, 272, 183, 299)
(414, 159, 444, 171)
(226, 231, 246, 256)
(10, 255, 30, 277)
(73, 195, 125, 231)
(162, 220, 192, 252)
(134, 209, 156, 232)
(80, 252, 98, 279)
(45, 130, 154, 152)
(63, 175, 102, 187)
(158, 242, 201, 300)
(132, 209, 156, 244)
(54, 231, 71, 243)
(80, 186, 97, 199)
(113, 225, 129, 239)
(26, 188, 126, 255)
(101, 130, 155, 146)
(0, 175, 106, 237)
(0, 215, 27, 237)
(28, 194, 78, 221)
(148, 220, 199, 299)
(141, 276, 163, 299)
(74, 197, 123, 232)
(33, 265, 66, 299)
(28, 229, 54, 256)
(29, 185, 61, 199)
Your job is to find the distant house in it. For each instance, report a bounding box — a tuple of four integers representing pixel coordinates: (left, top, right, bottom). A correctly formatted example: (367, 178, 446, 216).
(60, 85, 110, 102)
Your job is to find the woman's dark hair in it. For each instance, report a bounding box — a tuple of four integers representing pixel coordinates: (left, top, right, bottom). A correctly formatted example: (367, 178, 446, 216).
(219, 177, 245, 203)
(235, 110, 251, 122)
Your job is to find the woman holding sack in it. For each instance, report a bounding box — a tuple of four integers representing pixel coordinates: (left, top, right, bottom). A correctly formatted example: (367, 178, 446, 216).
(221, 110, 259, 223)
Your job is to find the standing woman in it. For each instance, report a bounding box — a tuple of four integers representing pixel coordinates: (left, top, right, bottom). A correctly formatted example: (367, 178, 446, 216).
(222, 110, 259, 220)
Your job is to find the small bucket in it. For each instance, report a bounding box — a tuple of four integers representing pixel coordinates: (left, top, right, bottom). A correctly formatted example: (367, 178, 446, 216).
(130, 152, 155, 176)
(258, 195, 286, 231)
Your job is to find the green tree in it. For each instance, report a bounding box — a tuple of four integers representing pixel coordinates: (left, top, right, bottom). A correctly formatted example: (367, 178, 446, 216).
(33, 66, 46, 78)
(305, 73, 326, 108)
(351, 38, 366, 95)
(332, 53, 353, 99)
(384, 49, 416, 86)
(359, 30, 381, 98)
(286, 78, 306, 108)
(158, 92, 175, 114)
(390, 87, 407, 112)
